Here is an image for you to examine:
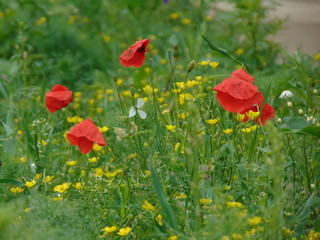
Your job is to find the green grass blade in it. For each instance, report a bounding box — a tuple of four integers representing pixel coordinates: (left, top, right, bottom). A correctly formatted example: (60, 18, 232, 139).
(0, 178, 24, 187)
(202, 35, 248, 71)
(149, 164, 178, 231)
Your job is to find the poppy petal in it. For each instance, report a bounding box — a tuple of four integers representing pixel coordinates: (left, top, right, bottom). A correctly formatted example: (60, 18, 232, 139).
(119, 39, 150, 68)
(231, 69, 255, 83)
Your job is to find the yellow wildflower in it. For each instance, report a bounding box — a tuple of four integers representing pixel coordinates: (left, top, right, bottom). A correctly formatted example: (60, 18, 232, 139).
(156, 215, 163, 226)
(206, 119, 219, 125)
(35, 17, 47, 26)
(68, 15, 77, 24)
(235, 48, 244, 56)
(166, 125, 176, 131)
(74, 92, 82, 97)
(199, 60, 209, 66)
(18, 157, 26, 163)
(168, 236, 178, 240)
(67, 160, 77, 166)
(116, 78, 123, 86)
(178, 113, 186, 120)
(145, 170, 151, 176)
(235, 113, 245, 122)
(142, 200, 156, 211)
(179, 93, 194, 104)
(245, 228, 256, 235)
(53, 196, 63, 201)
(200, 198, 212, 205)
(74, 182, 84, 190)
(88, 99, 95, 105)
(196, 76, 202, 81)
(223, 129, 233, 134)
(102, 226, 118, 234)
(24, 208, 31, 213)
(35, 173, 42, 180)
(88, 157, 98, 163)
(93, 143, 103, 152)
(101, 33, 111, 43)
(175, 193, 187, 199)
(25, 180, 37, 188)
(10, 187, 25, 194)
(67, 116, 83, 123)
(43, 175, 54, 183)
(198, 130, 205, 136)
(205, 15, 212, 22)
(246, 110, 259, 119)
(117, 227, 131, 236)
(314, 52, 320, 61)
(227, 201, 244, 208)
(94, 168, 104, 177)
(99, 126, 109, 133)
(231, 233, 243, 240)
(248, 216, 262, 226)
(122, 90, 131, 97)
(53, 182, 71, 193)
(0, 12, 5, 18)
(282, 227, 294, 235)
(160, 59, 167, 65)
(169, 13, 179, 20)
(82, 17, 89, 23)
(181, 18, 191, 25)
(210, 61, 219, 69)
(225, 185, 231, 190)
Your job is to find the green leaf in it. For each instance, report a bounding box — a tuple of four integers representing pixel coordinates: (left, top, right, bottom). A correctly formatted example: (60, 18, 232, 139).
(278, 116, 311, 133)
(149, 164, 178, 231)
(0, 178, 24, 187)
(300, 125, 320, 138)
(2, 122, 13, 136)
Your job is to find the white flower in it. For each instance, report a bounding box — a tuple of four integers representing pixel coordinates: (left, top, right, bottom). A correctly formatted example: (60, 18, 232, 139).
(305, 115, 317, 123)
(129, 98, 147, 119)
(279, 90, 293, 99)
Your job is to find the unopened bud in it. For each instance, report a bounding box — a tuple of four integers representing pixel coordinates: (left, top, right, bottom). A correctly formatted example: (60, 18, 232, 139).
(313, 89, 318, 95)
(277, 118, 282, 123)
(23, 51, 28, 59)
(298, 109, 304, 115)
(187, 60, 195, 73)
(287, 102, 293, 108)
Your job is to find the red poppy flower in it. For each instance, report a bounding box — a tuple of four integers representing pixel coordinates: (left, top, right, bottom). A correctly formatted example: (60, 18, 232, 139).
(119, 39, 150, 67)
(213, 70, 264, 113)
(240, 102, 275, 126)
(67, 119, 106, 154)
(231, 69, 254, 84)
(46, 84, 73, 113)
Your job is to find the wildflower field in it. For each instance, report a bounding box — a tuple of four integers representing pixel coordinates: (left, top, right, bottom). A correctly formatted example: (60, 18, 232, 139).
(1, 0, 320, 239)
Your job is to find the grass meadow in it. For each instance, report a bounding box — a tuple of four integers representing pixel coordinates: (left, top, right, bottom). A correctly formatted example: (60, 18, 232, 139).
(0, 0, 320, 239)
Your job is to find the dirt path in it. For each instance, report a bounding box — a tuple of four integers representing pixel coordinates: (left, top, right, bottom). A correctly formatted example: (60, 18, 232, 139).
(270, 0, 320, 55)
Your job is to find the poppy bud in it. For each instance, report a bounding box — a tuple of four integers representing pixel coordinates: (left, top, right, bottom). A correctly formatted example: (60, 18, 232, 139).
(187, 60, 195, 73)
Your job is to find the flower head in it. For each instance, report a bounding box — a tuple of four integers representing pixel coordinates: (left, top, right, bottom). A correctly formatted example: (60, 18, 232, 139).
(54, 182, 71, 193)
(117, 227, 131, 236)
(129, 98, 147, 119)
(240, 102, 275, 126)
(67, 119, 106, 154)
(142, 200, 156, 211)
(119, 39, 150, 67)
(45, 84, 73, 113)
(279, 90, 293, 99)
(213, 69, 263, 113)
